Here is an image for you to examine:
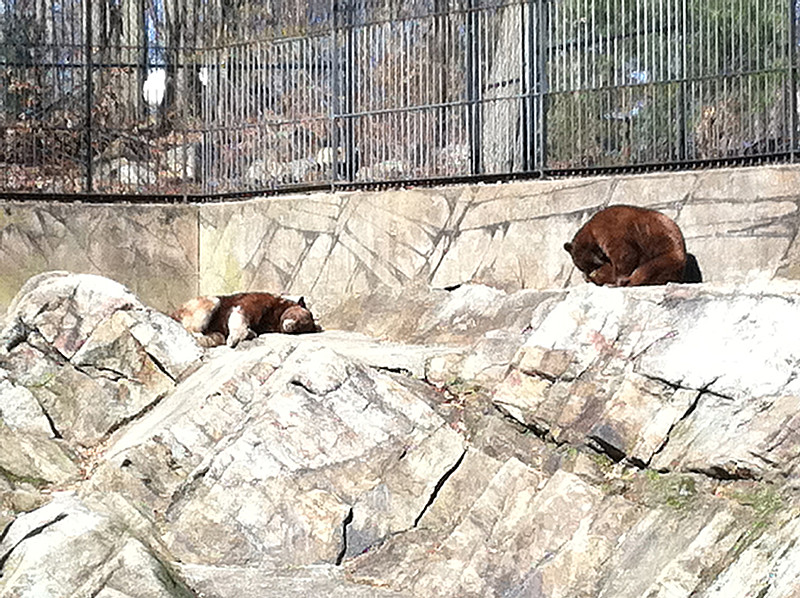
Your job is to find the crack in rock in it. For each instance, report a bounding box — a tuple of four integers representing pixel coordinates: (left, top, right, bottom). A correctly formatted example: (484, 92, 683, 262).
(587, 435, 627, 464)
(414, 449, 467, 528)
(89, 564, 121, 598)
(640, 373, 731, 401)
(0, 317, 29, 353)
(73, 364, 129, 383)
(493, 403, 553, 443)
(165, 464, 211, 520)
(289, 375, 345, 397)
(336, 507, 354, 566)
(42, 409, 63, 439)
(0, 519, 12, 548)
(0, 512, 68, 577)
(102, 390, 171, 441)
(648, 388, 705, 466)
(290, 378, 320, 395)
(144, 350, 177, 384)
(517, 366, 558, 384)
(373, 365, 415, 378)
(689, 464, 759, 481)
(629, 329, 679, 361)
(747, 450, 781, 469)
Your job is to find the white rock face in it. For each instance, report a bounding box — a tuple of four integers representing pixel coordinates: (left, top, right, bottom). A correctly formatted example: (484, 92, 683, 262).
(3, 274, 800, 598)
(101, 341, 465, 568)
(2, 271, 140, 358)
(0, 493, 194, 597)
(495, 283, 800, 481)
(0, 271, 202, 447)
(0, 372, 52, 436)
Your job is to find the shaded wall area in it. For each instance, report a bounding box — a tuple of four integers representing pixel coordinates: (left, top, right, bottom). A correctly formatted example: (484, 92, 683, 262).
(0, 203, 198, 316)
(2, 164, 800, 316)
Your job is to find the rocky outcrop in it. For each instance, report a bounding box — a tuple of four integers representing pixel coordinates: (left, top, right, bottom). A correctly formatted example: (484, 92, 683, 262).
(0, 271, 202, 578)
(2, 272, 800, 597)
(0, 271, 201, 447)
(494, 282, 800, 482)
(0, 493, 194, 597)
(93, 339, 466, 569)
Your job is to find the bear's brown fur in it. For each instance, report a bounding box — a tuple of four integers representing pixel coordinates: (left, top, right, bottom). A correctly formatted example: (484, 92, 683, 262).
(171, 292, 319, 348)
(563, 205, 687, 287)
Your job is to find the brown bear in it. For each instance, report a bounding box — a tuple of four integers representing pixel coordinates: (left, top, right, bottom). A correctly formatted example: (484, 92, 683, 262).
(171, 292, 319, 348)
(563, 205, 687, 287)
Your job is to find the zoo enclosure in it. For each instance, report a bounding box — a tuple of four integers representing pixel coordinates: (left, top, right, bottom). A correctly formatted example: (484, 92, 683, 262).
(0, 0, 797, 198)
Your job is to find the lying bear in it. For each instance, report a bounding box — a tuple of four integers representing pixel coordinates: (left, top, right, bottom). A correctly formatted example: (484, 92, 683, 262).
(171, 292, 319, 348)
(564, 205, 687, 286)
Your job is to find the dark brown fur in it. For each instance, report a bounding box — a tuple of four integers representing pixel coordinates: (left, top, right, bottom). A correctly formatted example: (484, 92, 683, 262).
(171, 292, 319, 347)
(563, 205, 687, 287)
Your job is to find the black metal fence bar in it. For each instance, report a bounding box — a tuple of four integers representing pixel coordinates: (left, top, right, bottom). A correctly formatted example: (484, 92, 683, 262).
(0, 0, 797, 197)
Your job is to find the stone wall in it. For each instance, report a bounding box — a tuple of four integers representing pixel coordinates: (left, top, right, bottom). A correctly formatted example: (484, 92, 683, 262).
(200, 165, 800, 314)
(0, 202, 198, 315)
(2, 164, 800, 315)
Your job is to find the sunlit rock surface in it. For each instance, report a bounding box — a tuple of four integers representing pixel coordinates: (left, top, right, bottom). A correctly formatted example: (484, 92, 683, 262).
(0, 493, 194, 597)
(2, 272, 800, 597)
(0, 271, 201, 447)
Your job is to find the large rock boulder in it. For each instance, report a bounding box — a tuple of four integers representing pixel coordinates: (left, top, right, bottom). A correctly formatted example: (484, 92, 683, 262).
(90, 337, 466, 568)
(0, 493, 194, 597)
(494, 282, 800, 482)
(0, 271, 203, 570)
(2, 273, 800, 598)
(0, 271, 202, 447)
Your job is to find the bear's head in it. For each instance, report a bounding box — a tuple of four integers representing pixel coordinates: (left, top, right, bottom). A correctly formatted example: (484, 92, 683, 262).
(564, 241, 611, 281)
(280, 305, 318, 334)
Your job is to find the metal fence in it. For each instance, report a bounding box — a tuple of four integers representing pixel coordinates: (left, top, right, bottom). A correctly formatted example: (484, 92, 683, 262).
(0, 0, 798, 198)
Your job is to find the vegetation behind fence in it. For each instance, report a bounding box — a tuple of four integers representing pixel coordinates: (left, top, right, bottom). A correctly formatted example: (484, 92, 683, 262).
(0, 0, 797, 197)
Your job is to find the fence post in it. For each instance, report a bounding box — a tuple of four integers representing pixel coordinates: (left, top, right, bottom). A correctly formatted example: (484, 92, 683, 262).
(466, 0, 481, 175)
(789, 0, 797, 162)
(536, 0, 547, 171)
(329, 0, 339, 189)
(677, 0, 687, 162)
(330, 0, 356, 185)
(344, 0, 356, 181)
(85, 0, 94, 192)
(522, 0, 547, 172)
(521, 0, 533, 171)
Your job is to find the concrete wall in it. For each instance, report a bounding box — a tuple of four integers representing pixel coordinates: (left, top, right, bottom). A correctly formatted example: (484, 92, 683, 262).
(0, 203, 198, 315)
(2, 164, 800, 316)
(200, 165, 800, 314)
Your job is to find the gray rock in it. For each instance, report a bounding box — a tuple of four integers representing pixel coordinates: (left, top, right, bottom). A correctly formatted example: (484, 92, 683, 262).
(94, 339, 465, 568)
(0, 370, 52, 436)
(0, 493, 194, 597)
(494, 282, 800, 481)
(0, 272, 202, 446)
(4, 273, 800, 598)
(1, 271, 140, 358)
(704, 509, 800, 598)
(0, 420, 78, 488)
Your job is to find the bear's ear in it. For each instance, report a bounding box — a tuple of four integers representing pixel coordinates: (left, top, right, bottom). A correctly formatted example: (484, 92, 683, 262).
(563, 242, 573, 253)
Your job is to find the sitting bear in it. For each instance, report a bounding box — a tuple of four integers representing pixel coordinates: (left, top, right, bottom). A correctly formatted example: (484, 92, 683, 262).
(563, 205, 687, 287)
(171, 292, 319, 348)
